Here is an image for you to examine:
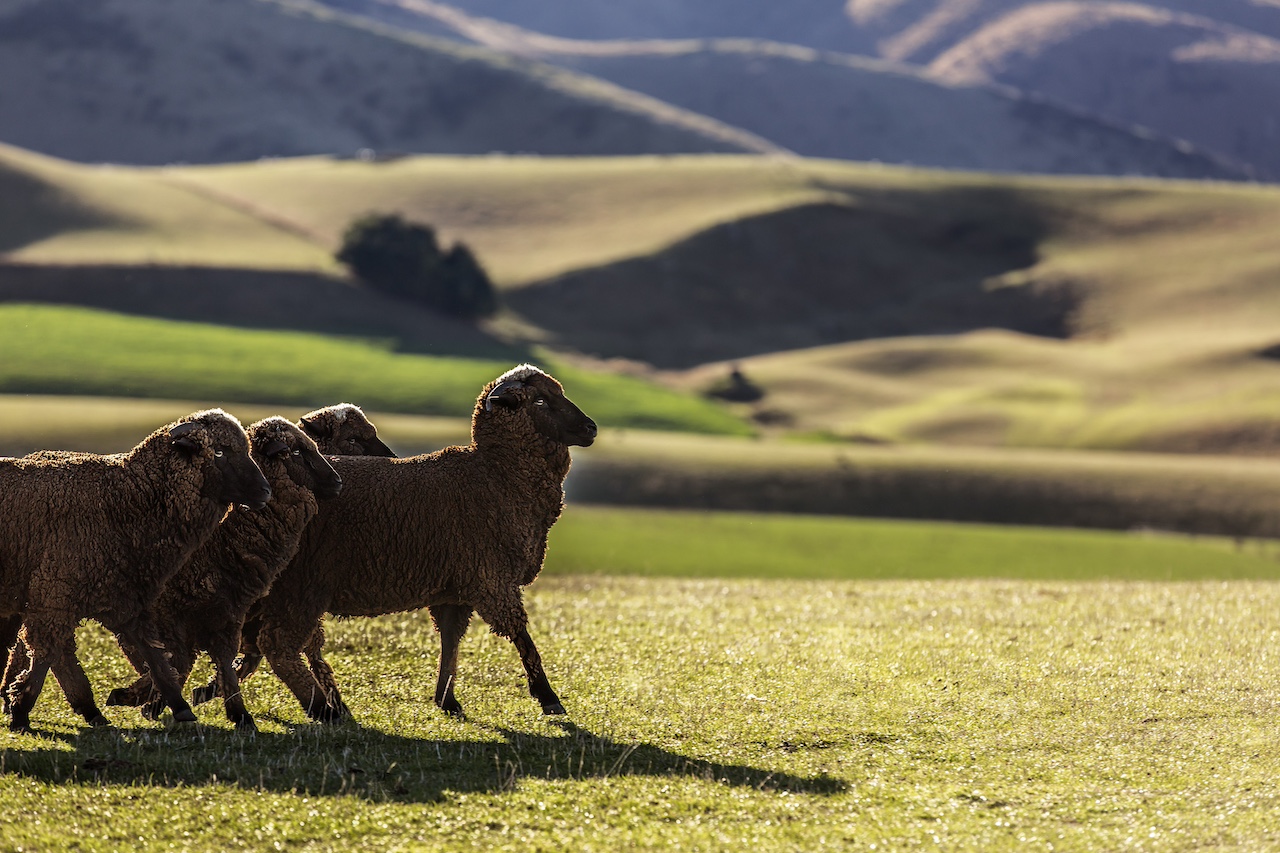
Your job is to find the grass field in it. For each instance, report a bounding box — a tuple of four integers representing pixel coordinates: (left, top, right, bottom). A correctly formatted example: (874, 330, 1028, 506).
(1, 569, 1277, 851)
(546, 506, 1280, 581)
(0, 304, 749, 436)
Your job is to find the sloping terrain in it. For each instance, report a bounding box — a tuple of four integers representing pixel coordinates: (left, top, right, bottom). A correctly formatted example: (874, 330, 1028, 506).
(323, 0, 1244, 179)
(6, 147, 1280, 453)
(0, 0, 780, 165)
(558, 42, 1240, 177)
(928, 3, 1280, 179)
(507, 195, 1074, 368)
(324, 0, 1280, 179)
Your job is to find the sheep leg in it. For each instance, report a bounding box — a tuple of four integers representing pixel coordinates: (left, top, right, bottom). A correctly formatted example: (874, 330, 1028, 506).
(118, 628, 196, 724)
(192, 622, 263, 706)
(6, 654, 49, 733)
(1, 622, 30, 715)
(105, 675, 153, 708)
(260, 621, 346, 723)
(478, 603, 565, 715)
(428, 604, 471, 716)
(303, 624, 350, 720)
(209, 636, 256, 733)
(105, 640, 156, 708)
(140, 649, 193, 722)
(12, 619, 109, 729)
(51, 653, 111, 728)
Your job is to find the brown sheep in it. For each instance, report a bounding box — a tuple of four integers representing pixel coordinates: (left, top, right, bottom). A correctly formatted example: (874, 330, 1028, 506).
(103, 417, 342, 732)
(298, 402, 395, 458)
(191, 402, 396, 708)
(0, 410, 270, 733)
(203, 365, 596, 722)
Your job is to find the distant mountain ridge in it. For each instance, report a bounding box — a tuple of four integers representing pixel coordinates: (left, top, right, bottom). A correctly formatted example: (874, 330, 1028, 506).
(0, 0, 783, 165)
(328, 0, 1279, 179)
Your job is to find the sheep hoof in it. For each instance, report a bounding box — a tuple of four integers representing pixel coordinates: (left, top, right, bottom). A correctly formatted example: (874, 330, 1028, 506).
(541, 702, 567, 716)
(87, 714, 111, 728)
(438, 701, 465, 719)
(171, 708, 198, 724)
(105, 688, 134, 707)
(234, 717, 258, 735)
(9, 721, 32, 734)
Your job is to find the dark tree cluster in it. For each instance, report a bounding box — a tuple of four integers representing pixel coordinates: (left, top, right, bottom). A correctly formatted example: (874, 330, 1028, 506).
(336, 213, 499, 320)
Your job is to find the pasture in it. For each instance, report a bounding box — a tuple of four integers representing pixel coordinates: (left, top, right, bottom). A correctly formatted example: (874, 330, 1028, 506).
(1, 511, 1278, 851)
(0, 304, 748, 436)
(8, 147, 1280, 454)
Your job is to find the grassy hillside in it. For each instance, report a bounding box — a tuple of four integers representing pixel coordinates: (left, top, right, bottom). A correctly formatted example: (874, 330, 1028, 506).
(337, 0, 1280, 179)
(0, 305, 750, 436)
(0, 144, 334, 270)
(0, 0, 778, 166)
(6, 149, 1280, 453)
(318, 1, 1244, 179)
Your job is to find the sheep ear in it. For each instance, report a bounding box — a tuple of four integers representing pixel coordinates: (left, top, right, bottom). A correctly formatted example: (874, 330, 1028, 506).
(485, 380, 524, 412)
(260, 439, 289, 458)
(172, 436, 200, 455)
(299, 415, 330, 439)
(169, 422, 202, 455)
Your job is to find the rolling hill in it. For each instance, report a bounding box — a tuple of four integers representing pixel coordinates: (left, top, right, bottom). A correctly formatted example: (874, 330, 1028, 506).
(320, 0, 1245, 179)
(323, 0, 1280, 179)
(5, 146, 1280, 454)
(926, 3, 1280, 179)
(0, 0, 781, 165)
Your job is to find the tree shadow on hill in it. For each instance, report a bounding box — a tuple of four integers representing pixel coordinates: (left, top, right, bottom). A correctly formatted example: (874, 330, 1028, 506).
(0, 717, 844, 803)
(507, 184, 1080, 369)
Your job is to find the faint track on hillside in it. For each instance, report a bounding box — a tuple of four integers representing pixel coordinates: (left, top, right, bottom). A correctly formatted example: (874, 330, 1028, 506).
(154, 172, 335, 250)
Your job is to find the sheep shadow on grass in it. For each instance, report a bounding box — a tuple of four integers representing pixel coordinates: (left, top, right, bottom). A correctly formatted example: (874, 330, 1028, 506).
(0, 718, 844, 802)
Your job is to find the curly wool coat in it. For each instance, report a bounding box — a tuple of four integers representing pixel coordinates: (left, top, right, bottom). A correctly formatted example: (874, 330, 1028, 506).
(247, 365, 597, 722)
(0, 409, 269, 732)
(298, 403, 395, 458)
(106, 417, 342, 731)
(192, 402, 398, 707)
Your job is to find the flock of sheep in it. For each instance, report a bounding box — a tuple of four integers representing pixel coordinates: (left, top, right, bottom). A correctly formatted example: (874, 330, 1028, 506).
(0, 364, 598, 733)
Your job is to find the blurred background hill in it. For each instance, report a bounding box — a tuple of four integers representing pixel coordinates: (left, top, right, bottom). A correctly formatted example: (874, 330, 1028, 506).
(1, 0, 1280, 537)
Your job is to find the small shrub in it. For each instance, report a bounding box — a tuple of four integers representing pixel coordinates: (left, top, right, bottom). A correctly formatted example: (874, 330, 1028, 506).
(704, 366, 765, 403)
(336, 213, 499, 319)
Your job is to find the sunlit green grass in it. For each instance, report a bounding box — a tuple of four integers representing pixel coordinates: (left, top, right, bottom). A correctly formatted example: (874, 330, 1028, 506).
(546, 506, 1280, 581)
(0, 304, 749, 435)
(1, 576, 1277, 851)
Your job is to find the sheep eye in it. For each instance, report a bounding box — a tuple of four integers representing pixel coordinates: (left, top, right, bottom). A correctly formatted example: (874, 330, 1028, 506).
(292, 449, 302, 456)
(534, 397, 547, 407)
(214, 449, 224, 458)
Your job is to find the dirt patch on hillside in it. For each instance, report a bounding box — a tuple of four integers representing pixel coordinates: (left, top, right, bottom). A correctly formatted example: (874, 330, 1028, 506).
(508, 188, 1080, 368)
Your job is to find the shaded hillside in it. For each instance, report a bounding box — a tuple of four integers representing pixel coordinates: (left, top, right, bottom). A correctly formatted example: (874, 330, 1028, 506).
(327, 0, 1256, 179)
(328, 0, 1280, 180)
(0, 263, 516, 358)
(559, 42, 1243, 178)
(928, 3, 1280, 179)
(507, 192, 1078, 368)
(0, 0, 780, 165)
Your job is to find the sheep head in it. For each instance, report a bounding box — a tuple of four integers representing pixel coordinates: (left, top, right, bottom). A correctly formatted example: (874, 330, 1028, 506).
(249, 417, 343, 502)
(299, 403, 396, 458)
(479, 364, 597, 448)
(166, 409, 272, 509)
